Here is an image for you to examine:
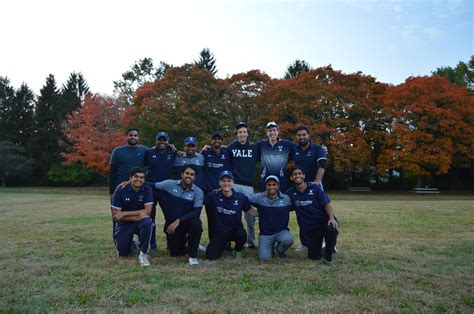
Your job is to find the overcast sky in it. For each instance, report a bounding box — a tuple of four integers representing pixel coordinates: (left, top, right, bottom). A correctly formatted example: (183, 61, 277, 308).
(1, 0, 472, 95)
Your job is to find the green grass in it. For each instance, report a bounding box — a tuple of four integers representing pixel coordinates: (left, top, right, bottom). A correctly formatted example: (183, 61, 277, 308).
(0, 189, 473, 312)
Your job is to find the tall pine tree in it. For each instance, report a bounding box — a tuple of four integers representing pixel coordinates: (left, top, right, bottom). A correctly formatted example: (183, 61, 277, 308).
(284, 59, 311, 79)
(60, 72, 89, 117)
(0, 77, 17, 143)
(194, 48, 217, 76)
(30, 74, 62, 183)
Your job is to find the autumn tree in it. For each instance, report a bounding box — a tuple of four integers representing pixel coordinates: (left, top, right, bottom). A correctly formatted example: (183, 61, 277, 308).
(194, 48, 217, 76)
(284, 59, 311, 79)
(223, 70, 273, 139)
(62, 94, 126, 174)
(133, 64, 227, 145)
(379, 76, 474, 186)
(268, 66, 388, 186)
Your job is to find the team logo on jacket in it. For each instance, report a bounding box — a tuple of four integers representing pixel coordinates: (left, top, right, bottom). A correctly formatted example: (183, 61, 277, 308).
(295, 200, 300, 206)
(234, 200, 239, 205)
(139, 195, 144, 202)
(221, 155, 226, 159)
(278, 146, 283, 152)
(153, 155, 157, 158)
(308, 190, 314, 195)
(125, 197, 130, 201)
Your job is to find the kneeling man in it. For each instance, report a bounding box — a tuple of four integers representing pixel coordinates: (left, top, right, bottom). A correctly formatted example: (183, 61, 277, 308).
(111, 167, 154, 267)
(287, 166, 339, 265)
(248, 175, 294, 261)
(154, 164, 204, 265)
(204, 170, 251, 260)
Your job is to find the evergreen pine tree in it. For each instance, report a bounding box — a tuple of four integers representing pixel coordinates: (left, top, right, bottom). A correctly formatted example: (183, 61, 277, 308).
(194, 48, 217, 76)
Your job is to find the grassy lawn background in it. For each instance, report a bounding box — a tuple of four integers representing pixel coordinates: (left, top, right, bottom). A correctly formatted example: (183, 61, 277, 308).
(0, 188, 473, 312)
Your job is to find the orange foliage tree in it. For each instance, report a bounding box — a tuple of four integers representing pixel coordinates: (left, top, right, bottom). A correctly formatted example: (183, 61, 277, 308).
(379, 76, 474, 178)
(267, 66, 388, 183)
(61, 94, 130, 174)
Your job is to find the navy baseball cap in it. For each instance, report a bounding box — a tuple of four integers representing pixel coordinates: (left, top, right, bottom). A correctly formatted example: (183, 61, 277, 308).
(155, 131, 169, 141)
(184, 136, 197, 146)
(235, 121, 248, 129)
(265, 175, 280, 184)
(212, 131, 224, 139)
(219, 170, 234, 180)
(266, 121, 278, 129)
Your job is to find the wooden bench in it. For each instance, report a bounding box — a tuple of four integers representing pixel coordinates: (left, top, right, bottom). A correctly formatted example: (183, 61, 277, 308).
(348, 186, 372, 192)
(412, 187, 440, 195)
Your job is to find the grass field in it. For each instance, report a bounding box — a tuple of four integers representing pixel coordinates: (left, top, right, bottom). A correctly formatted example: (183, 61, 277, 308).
(1, 188, 473, 312)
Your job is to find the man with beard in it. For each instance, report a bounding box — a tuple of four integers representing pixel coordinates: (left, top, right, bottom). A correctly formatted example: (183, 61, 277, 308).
(153, 164, 204, 266)
(109, 128, 148, 241)
(290, 125, 327, 252)
(109, 128, 148, 200)
(144, 131, 177, 252)
(291, 125, 327, 188)
(174, 137, 205, 191)
(287, 166, 339, 266)
(204, 170, 251, 260)
(256, 121, 295, 192)
(202, 131, 232, 241)
(227, 121, 259, 249)
(248, 175, 294, 261)
(203, 131, 232, 195)
(111, 167, 153, 267)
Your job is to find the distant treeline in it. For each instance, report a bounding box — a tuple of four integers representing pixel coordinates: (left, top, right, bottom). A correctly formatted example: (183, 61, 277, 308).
(1, 50, 473, 190)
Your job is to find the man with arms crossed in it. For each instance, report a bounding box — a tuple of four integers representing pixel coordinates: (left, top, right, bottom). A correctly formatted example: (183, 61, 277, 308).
(111, 167, 153, 267)
(248, 175, 294, 261)
(287, 166, 339, 266)
(227, 122, 259, 249)
(204, 170, 251, 260)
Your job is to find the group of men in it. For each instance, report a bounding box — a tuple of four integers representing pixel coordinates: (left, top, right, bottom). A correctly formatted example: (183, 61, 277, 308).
(109, 121, 339, 267)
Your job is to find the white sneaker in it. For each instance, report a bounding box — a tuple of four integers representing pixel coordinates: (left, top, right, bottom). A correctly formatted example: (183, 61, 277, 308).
(139, 251, 150, 267)
(198, 244, 206, 252)
(188, 257, 199, 266)
(295, 244, 307, 252)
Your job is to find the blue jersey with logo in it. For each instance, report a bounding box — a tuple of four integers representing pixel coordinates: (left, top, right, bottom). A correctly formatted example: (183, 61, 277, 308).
(256, 139, 294, 178)
(248, 192, 293, 235)
(286, 183, 331, 231)
(227, 140, 258, 186)
(111, 185, 153, 224)
(291, 143, 326, 181)
(154, 179, 204, 223)
(203, 148, 232, 192)
(204, 190, 251, 234)
(144, 146, 176, 182)
(173, 153, 205, 190)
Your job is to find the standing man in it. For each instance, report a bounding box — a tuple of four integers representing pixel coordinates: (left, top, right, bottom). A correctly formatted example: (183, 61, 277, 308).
(287, 166, 339, 266)
(204, 170, 251, 260)
(290, 125, 327, 251)
(153, 164, 204, 266)
(291, 125, 327, 187)
(203, 131, 232, 194)
(109, 128, 148, 242)
(248, 175, 294, 261)
(111, 167, 154, 267)
(227, 121, 259, 249)
(109, 128, 148, 201)
(174, 137, 205, 191)
(256, 121, 294, 192)
(144, 131, 177, 252)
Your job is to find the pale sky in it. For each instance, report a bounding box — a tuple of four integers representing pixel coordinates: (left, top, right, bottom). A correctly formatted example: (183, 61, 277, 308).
(1, 0, 472, 95)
